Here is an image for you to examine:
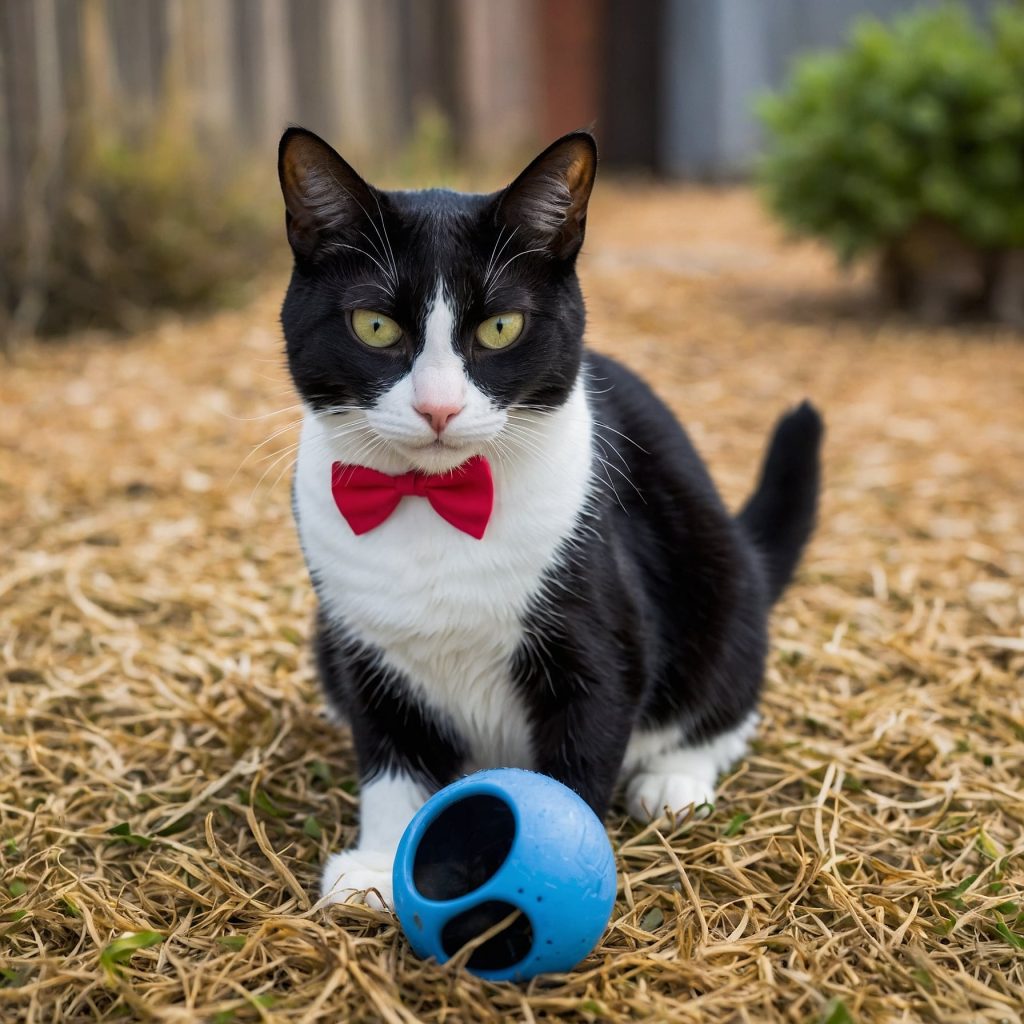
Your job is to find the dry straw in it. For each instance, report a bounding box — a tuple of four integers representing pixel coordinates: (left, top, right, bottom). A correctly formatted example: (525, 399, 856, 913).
(1, 188, 1022, 1022)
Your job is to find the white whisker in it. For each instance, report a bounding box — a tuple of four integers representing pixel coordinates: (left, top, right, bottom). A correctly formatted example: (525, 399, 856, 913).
(370, 189, 399, 283)
(230, 417, 304, 484)
(486, 245, 547, 300)
(326, 243, 396, 290)
(484, 225, 519, 290)
(222, 402, 305, 423)
(591, 418, 649, 453)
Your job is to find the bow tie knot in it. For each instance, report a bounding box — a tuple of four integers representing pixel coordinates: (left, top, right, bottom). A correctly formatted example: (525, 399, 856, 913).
(392, 472, 428, 498)
(330, 456, 494, 539)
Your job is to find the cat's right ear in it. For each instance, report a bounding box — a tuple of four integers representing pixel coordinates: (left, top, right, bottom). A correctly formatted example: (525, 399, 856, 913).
(278, 127, 374, 261)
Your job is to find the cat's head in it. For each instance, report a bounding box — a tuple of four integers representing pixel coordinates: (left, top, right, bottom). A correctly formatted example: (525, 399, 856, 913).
(278, 127, 596, 474)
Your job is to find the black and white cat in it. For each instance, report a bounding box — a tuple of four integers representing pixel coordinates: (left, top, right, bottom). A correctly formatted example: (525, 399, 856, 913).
(277, 127, 822, 910)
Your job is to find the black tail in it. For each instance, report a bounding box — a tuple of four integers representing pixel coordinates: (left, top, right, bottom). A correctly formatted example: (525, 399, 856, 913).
(738, 401, 824, 603)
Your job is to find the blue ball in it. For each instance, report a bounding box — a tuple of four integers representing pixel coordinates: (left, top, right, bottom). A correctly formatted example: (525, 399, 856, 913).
(392, 768, 616, 982)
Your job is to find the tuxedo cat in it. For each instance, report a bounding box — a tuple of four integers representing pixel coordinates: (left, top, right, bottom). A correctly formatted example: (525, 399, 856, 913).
(277, 127, 822, 910)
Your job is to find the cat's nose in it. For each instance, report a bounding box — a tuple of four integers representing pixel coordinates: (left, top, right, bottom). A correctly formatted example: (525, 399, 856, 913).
(415, 401, 463, 435)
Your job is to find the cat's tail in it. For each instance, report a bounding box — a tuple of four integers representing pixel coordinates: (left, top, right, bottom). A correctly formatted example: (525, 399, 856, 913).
(738, 401, 824, 604)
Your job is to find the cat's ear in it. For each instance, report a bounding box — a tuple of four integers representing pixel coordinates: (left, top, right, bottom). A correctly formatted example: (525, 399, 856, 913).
(497, 131, 597, 260)
(278, 127, 375, 260)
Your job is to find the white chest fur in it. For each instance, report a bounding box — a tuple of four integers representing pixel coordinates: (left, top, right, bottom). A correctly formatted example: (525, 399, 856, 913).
(293, 385, 594, 768)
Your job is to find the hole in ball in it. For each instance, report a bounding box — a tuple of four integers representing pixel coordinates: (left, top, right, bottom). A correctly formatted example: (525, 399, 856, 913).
(412, 794, 516, 901)
(441, 900, 534, 971)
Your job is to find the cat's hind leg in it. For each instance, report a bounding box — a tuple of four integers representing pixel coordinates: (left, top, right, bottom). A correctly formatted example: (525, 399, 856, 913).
(622, 713, 758, 822)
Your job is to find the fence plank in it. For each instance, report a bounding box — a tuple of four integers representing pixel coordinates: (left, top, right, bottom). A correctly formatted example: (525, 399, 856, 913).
(536, 0, 599, 144)
(1, 1, 45, 224)
(458, 0, 538, 163)
(2, 0, 1007, 252)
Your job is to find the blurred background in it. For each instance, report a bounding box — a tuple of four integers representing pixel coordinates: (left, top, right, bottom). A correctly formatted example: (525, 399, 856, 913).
(2, 0, 1019, 346)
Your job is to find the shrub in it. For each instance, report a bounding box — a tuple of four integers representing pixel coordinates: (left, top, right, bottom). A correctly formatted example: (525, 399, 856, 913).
(758, 3, 1024, 323)
(1, 124, 278, 345)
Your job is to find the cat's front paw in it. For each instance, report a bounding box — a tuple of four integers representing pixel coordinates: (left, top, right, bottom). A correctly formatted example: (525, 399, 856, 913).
(626, 771, 715, 822)
(320, 849, 395, 911)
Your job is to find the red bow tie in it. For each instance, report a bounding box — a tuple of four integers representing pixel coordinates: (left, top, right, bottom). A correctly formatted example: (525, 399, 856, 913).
(330, 456, 494, 540)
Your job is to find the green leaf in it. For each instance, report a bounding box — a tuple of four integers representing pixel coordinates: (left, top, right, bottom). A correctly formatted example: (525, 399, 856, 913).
(252, 789, 287, 819)
(155, 815, 194, 837)
(106, 823, 153, 848)
(911, 968, 935, 992)
(938, 873, 978, 902)
(7, 879, 27, 897)
(976, 829, 1001, 860)
(309, 761, 334, 786)
(0, 968, 22, 988)
(217, 935, 246, 952)
(279, 625, 303, 645)
(100, 931, 163, 972)
(62, 897, 81, 917)
(640, 907, 664, 931)
(212, 1011, 235, 1024)
(821, 999, 856, 1024)
(993, 916, 1024, 950)
(724, 812, 750, 837)
(302, 816, 323, 840)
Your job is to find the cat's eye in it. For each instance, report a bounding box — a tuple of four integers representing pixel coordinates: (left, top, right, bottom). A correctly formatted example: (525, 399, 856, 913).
(351, 309, 403, 348)
(476, 312, 524, 350)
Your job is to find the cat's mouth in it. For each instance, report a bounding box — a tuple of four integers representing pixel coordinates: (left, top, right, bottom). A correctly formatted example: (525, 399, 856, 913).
(396, 437, 467, 454)
(393, 436, 478, 474)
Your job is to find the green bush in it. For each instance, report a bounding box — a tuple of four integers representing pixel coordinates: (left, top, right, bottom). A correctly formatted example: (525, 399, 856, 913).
(757, 3, 1024, 266)
(1, 125, 279, 344)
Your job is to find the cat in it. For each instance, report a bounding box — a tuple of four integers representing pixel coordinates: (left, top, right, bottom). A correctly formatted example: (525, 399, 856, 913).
(276, 126, 823, 910)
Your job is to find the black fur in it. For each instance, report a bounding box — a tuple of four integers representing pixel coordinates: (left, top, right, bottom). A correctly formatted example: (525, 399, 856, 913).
(279, 127, 823, 822)
(279, 128, 589, 417)
(314, 610, 467, 788)
(510, 355, 822, 815)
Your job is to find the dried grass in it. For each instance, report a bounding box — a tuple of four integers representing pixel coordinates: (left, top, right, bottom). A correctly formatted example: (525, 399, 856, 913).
(1, 186, 1022, 1023)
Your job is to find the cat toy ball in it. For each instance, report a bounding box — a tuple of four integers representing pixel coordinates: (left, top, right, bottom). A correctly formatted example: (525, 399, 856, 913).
(392, 768, 616, 981)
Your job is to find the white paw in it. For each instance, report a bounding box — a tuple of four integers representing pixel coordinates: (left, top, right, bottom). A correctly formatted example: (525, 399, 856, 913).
(320, 849, 395, 911)
(627, 771, 716, 822)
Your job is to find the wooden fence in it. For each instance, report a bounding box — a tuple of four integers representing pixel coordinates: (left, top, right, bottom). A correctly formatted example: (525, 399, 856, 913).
(0, 0, 554, 234)
(1, 0, 1003, 235)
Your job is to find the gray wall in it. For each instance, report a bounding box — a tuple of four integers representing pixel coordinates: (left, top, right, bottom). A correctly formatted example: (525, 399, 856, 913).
(659, 0, 997, 179)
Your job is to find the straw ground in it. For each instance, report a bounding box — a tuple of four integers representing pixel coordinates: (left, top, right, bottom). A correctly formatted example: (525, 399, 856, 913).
(1, 186, 1022, 1023)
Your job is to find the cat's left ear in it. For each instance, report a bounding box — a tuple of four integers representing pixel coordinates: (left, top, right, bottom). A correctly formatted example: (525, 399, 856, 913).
(497, 131, 597, 260)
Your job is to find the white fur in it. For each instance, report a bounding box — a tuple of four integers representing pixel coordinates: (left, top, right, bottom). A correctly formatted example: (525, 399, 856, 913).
(410, 282, 466, 415)
(624, 712, 758, 821)
(359, 281, 508, 476)
(296, 384, 594, 770)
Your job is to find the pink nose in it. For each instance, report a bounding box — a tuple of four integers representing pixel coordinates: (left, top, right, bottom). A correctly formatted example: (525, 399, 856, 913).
(415, 402, 463, 434)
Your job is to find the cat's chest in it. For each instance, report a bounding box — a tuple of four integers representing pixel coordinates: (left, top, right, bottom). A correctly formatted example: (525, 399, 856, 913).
(293, 395, 593, 763)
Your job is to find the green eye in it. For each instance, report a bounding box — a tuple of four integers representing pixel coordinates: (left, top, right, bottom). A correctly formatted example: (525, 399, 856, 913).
(351, 309, 402, 348)
(476, 312, 524, 350)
